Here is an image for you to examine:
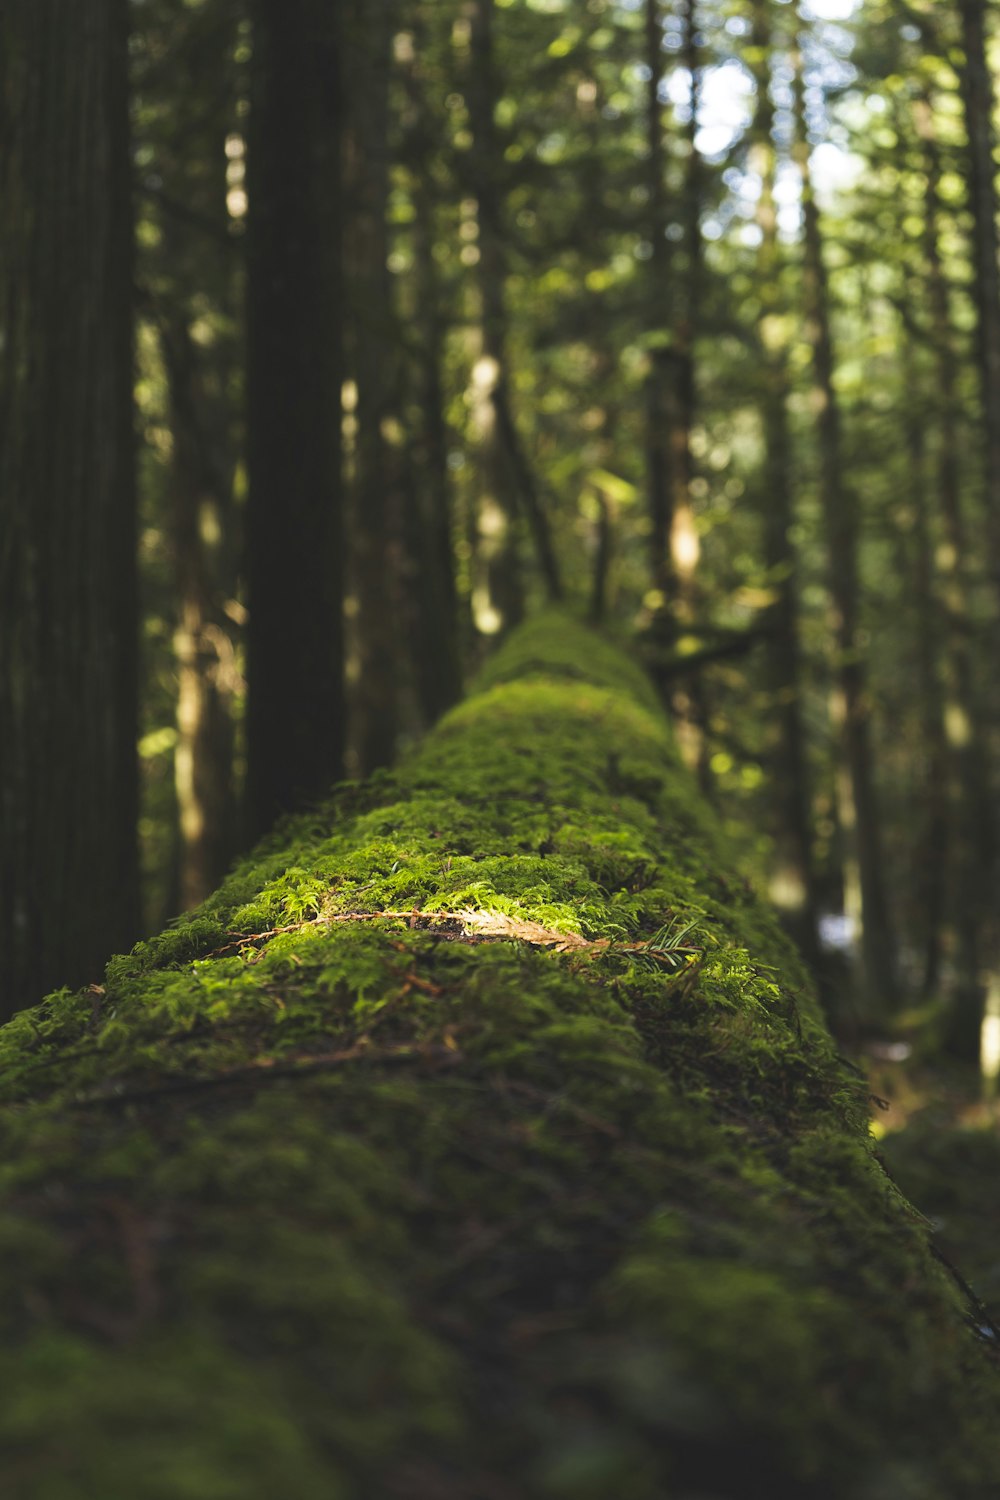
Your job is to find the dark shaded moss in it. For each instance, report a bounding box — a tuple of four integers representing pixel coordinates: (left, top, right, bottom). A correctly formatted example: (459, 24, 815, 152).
(879, 1108, 1000, 1312)
(0, 611, 996, 1498)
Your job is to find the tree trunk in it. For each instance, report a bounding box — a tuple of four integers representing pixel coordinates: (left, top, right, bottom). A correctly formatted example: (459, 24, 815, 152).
(245, 0, 344, 840)
(160, 313, 238, 910)
(0, 0, 138, 1014)
(954, 0, 1000, 1064)
(0, 616, 998, 1495)
(671, 0, 700, 608)
(400, 23, 464, 722)
(467, 0, 562, 614)
(644, 0, 674, 601)
(749, 0, 822, 976)
(903, 388, 949, 998)
(343, 0, 399, 774)
(791, 31, 898, 1013)
(957, 0, 1000, 600)
(914, 89, 994, 1039)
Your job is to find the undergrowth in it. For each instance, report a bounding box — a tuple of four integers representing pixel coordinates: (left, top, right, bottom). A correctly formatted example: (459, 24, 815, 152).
(0, 610, 996, 1499)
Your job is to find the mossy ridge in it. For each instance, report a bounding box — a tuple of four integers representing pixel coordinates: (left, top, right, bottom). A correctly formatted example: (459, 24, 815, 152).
(0, 613, 995, 1498)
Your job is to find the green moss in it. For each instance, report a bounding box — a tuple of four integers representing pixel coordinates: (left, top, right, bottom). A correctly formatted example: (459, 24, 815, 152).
(0, 612, 996, 1498)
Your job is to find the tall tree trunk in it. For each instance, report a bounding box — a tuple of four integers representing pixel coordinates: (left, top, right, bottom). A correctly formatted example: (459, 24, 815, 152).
(407, 181, 464, 720)
(644, 0, 674, 602)
(398, 17, 463, 722)
(160, 314, 237, 909)
(915, 88, 995, 1048)
(245, 0, 344, 839)
(903, 387, 949, 998)
(955, 0, 1000, 1068)
(0, 0, 138, 1014)
(957, 0, 1000, 600)
(345, 0, 398, 773)
(791, 32, 899, 1013)
(129, 0, 244, 924)
(668, 0, 709, 789)
(672, 0, 700, 603)
(466, 0, 562, 615)
(749, 0, 821, 975)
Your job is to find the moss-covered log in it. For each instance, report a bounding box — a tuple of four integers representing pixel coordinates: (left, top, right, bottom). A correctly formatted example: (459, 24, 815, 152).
(1, 616, 997, 1498)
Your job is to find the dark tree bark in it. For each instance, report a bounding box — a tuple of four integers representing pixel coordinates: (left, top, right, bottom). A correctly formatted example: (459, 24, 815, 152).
(467, 0, 562, 614)
(674, 0, 700, 602)
(954, 0, 1000, 1063)
(642, 0, 707, 786)
(791, 30, 899, 1013)
(133, 0, 244, 914)
(160, 313, 238, 909)
(398, 16, 464, 723)
(245, 0, 344, 838)
(749, 0, 821, 976)
(644, 0, 674, 602)
(408, 201, 464, 720)
(901, 381, 949, 997)
(670, 0, 710, 790)
(0, 0, 138, 1014)
(589, 491, 614, 626)
(957, 0, 1000, 599)
(914, 87, 995, 1049)
(343, 0, 399, 774)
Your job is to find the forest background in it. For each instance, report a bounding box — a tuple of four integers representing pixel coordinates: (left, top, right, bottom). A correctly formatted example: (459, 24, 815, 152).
(5, 0, 1000, 1270)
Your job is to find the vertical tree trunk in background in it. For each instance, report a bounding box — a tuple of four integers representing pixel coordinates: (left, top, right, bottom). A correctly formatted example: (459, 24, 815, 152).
(344, 0, 398, 773)
(136, 2, 244, 916)
(954, 0, 1000, 1066)
(792, 36, 899, 1014)
(749, 0, 821, 975)
(668, 0, 709, 791)
(160, 314, 237, 909)
(957, 0, 1000, 601)
(915, 89, 995, 1048)
(467, 0, 561, 617)
(245, 0, 343, 838)
(401, 23, 464, 720)
(0, 0, 138, 1015)
(672, 0, 700, 601)
(903, 391, 948, 997)
(644, 0, 674, 602)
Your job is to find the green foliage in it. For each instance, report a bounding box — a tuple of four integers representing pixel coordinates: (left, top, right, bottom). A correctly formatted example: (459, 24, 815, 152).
(0, 616, 996, 1496)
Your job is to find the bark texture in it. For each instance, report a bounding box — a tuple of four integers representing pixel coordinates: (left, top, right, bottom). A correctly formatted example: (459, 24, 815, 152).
(345, 0, 399, 775)
(161, 312, 238, 911)
(792, 36, 898, 1013)
(0, 0, 138, 1014)
(915, 89, 993, 1039)
(467, 0, 562, 615)
(958, 0, 1000, 597)
(245, 0, 344, 838)
(749, 0, 821, 975)
(400, 21, 464, 722)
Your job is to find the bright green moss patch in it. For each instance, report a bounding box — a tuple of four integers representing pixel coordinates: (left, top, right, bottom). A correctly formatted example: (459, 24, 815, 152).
(0, 612, 997, 1498)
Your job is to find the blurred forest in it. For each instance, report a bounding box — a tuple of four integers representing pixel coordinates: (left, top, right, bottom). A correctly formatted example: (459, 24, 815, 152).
(5, 0, 1000, 1142)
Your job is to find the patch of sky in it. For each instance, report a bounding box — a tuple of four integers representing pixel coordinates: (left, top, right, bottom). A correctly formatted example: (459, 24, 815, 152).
(805, 0, 859, 17)
(666, 60, 755, 160)
(811, 141, 865, 207)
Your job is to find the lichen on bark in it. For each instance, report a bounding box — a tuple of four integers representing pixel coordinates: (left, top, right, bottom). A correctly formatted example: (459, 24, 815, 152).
(0, 613, 996, 1498)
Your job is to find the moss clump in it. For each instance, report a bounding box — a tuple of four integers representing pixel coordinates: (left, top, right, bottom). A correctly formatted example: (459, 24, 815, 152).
(0, 611, 996, 1498)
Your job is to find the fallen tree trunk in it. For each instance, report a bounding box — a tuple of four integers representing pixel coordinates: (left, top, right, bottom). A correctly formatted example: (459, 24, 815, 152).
(0, 614, 997, 1497)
